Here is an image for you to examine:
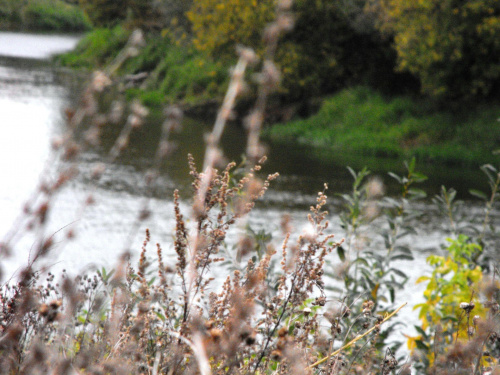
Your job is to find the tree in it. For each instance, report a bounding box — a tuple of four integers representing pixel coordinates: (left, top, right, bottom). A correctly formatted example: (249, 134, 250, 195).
(79, 0, 165, 30)
(278, 0, 404, 101)
(378, 0, 500, 100)
(187, 0, 276, 57)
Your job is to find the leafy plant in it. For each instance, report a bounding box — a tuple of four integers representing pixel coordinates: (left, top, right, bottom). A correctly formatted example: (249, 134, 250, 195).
(410, 235, 485, 370)
(339, 159, 426, 309)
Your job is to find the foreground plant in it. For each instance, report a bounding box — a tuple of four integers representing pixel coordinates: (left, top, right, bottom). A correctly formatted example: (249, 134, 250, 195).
(0, 162, 412, 374)
(408, 165, 500, 374)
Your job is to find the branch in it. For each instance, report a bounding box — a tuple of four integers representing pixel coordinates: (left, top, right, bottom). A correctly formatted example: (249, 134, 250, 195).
(307, 302, 408, 370)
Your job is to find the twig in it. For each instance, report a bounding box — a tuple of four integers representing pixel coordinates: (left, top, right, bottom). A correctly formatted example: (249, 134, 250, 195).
(307, 302, 407, 370)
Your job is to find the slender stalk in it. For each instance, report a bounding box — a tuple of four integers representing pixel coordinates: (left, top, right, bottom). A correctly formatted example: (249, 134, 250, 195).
(307, 302, 407, 370)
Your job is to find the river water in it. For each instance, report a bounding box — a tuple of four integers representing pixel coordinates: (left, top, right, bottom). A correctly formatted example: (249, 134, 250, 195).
(0, 32, 498, 348)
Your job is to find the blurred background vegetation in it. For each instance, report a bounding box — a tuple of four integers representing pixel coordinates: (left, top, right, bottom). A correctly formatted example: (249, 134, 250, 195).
(2, 0, 499, 167)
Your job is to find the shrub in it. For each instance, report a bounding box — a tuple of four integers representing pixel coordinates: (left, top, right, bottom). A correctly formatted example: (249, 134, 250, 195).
(79, 0, 165, 30)
(187, 0, 276, 57)
(56, 26, 130, 68)
(22, 0, 92, 31)
(377, 0, 500, 100)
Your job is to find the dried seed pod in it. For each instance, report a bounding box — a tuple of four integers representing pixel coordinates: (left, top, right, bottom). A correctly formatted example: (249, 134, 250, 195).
(278, 327, 288, 337)
(271, 349, 282, 361)
(460, 302, 475, 312)
(209, 328, 222, 342)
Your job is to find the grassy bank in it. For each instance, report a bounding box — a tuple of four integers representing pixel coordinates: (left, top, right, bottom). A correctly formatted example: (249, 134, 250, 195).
(0, 0, 91, 32)
(57, 27, 231, 107)
(265, 87, 500, 167)
(57, 29, 500, 168)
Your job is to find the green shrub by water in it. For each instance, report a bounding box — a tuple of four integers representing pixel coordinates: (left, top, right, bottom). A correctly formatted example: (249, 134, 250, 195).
(56, 26, 129, 68)
(58, 31, 230, 106)
(23, 0, 91, 31)
(265, 87, 500, 167)
(0, 0, 91, 32)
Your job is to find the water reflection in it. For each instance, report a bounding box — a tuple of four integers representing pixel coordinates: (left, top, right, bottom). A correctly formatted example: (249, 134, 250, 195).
(0, 32, 80, 60)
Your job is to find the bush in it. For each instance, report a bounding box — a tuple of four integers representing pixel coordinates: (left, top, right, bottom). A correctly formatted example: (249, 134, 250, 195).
(0, 0, 25, 29)
(23, 0, 92, 31)
(56, 26, 130, 68)
(265, 86, 500, 166)
(79, 0, 165, 30)
(187, 0, 275, 57)
(0, 0, 90, 31)
(377, 0, 500, 101)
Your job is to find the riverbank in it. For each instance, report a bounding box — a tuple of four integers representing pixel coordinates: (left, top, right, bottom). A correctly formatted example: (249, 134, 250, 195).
(0, 0, 91, 32)
(265, 87, 500, 168)
(56, 28, 500, 170)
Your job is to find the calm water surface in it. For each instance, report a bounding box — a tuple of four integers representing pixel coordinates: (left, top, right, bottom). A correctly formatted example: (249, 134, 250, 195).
(0, 32, 498, 345)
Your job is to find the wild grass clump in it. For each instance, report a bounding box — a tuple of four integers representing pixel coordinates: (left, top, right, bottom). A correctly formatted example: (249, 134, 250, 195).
(58, 29, 229, 107)
(0, 0, 91, 32)
(56, 26, 130, 69)
(23, 0, 92, 32)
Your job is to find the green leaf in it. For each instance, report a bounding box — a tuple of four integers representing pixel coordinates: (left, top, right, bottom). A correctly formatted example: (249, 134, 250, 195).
(388, 268, 408, 279)
(347, 166, 357, 180)
(411, 172, 428, 182)
(415, 339, 429, 351)
(406, 157, 416, 173)
(337, 246, 346, 262)
(155, 311, 166, 321)
(414, 325, 428, 340)
(469, 189, 488, 200)
(388, 172, 402, 183)
(389, 287, 395, 303)
(389, 254, 413, 261)
(408, 188, 427, 199)
(353, 257, 369, 267)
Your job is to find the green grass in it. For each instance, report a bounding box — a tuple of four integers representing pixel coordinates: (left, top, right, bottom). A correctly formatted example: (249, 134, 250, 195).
(58, 31, 230, 107)
(265, 86, 500, 167)
(118, 36, 229, 105)
(0, 0, 91, 32)
(56, 26, 130, 68)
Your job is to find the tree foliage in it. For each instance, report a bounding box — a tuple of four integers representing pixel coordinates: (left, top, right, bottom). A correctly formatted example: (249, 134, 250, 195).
(187, 0, 403, 102)
(187, 0, 276, 57)
(280, 0, 403, 101)
(79, 0, 165, 29)
(378, 0, 500, 100)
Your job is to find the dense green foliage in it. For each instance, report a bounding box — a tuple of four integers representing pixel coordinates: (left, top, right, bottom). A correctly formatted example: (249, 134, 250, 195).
(187, 0, 275, 57)
(0, 0, 91, 31)
(126, 39, 228, 106)
(277, 0, 410, 101)
(58, 28, 228, 105)
(55, 0, 500, 167)
(79, 0, 165, 30)
(378, 0, 500, 100)
(56, 26, 129, 68)
(265, 87, 500, 167)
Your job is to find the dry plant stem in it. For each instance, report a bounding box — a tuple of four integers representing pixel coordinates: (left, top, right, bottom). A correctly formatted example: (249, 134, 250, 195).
(472, 331, 495, 375)
(345, 338, 372, 375)
(122, 107, 183, 254)
(253, 280, 295, 374)
(307, 302, 408, 370)
(166, 330, 211, 375)
(195, 53, 252, 209)
(187, 52, 253, 309)
(245, 3, 290, 165)
(479, 171, 500, 242)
